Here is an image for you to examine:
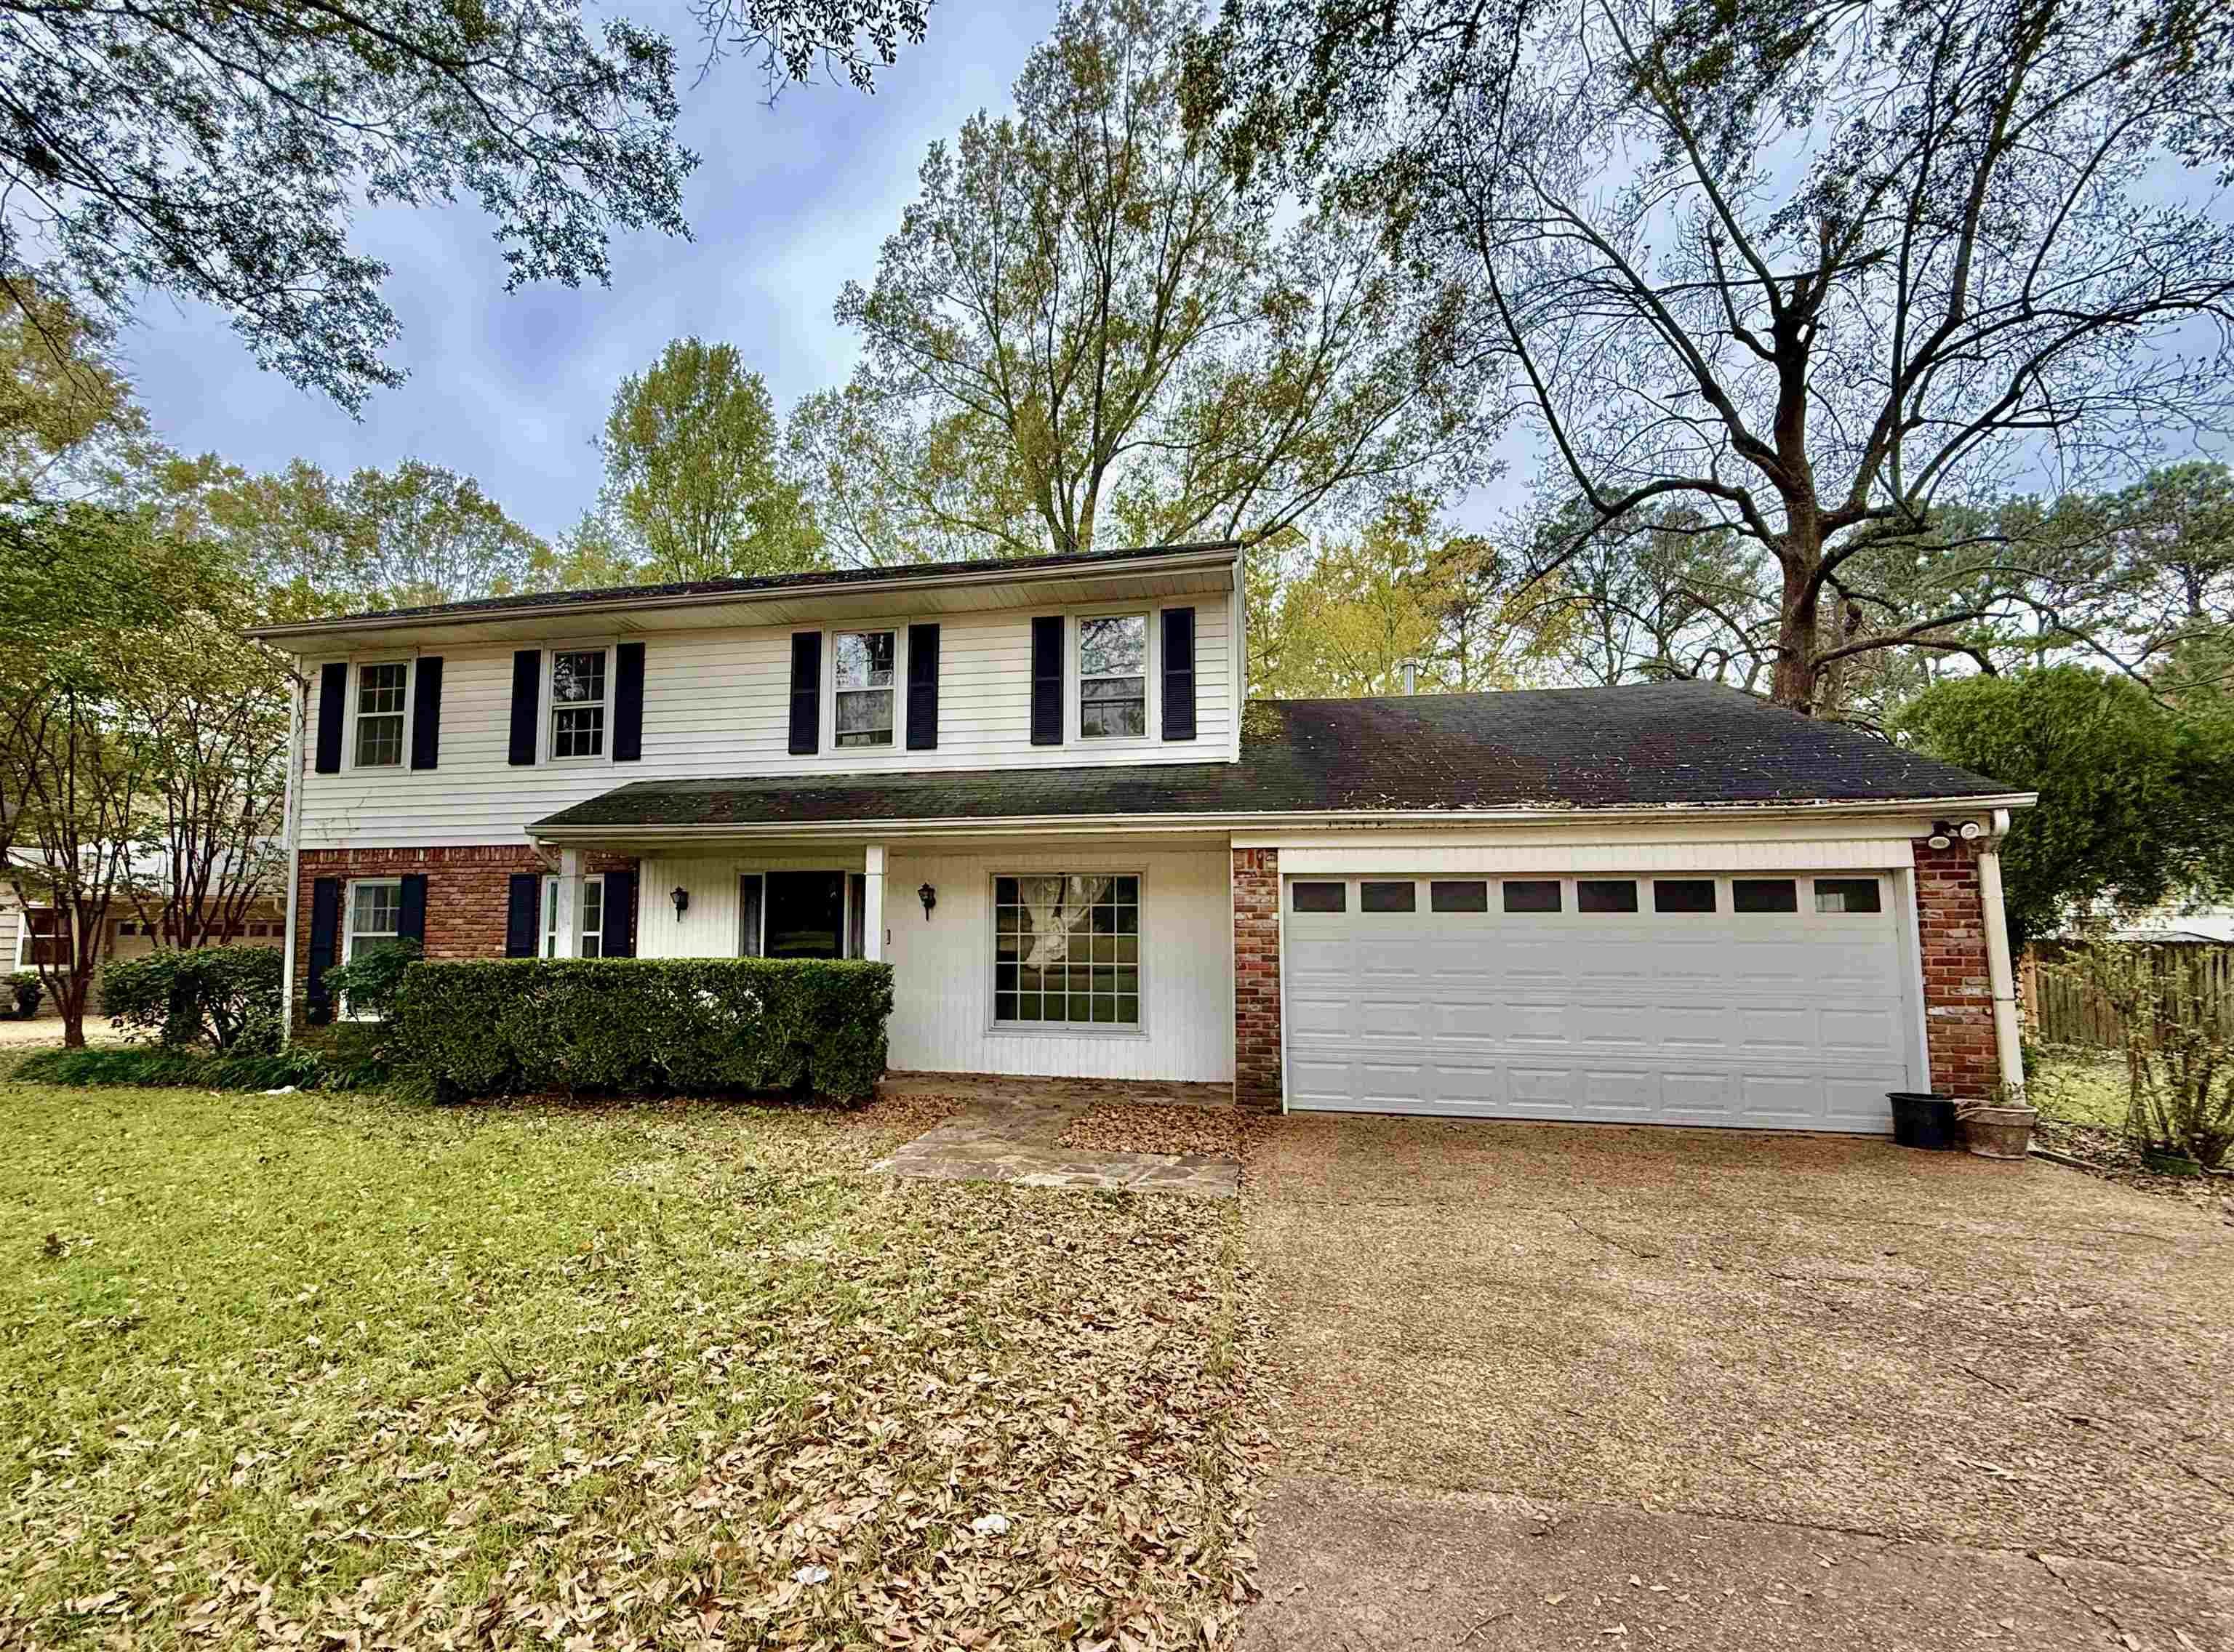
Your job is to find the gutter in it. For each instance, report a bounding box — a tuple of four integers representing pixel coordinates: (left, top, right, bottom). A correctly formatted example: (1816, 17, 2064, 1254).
(1975, 806, 2026, 1096)
(246, 545, 1244, 642)
(528, 792, 2038, 843)
(277, 656, 305, 1046)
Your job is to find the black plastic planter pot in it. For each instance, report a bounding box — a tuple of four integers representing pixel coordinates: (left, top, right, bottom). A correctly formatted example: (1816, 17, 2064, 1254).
(1888, 1091, 1961, 1151)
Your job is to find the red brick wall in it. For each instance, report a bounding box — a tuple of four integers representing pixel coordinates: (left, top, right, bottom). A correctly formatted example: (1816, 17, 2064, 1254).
(1914, 837, 2001, 1098)
(291, 845, 636, 1006)
(1232, 847, 1282, 1112)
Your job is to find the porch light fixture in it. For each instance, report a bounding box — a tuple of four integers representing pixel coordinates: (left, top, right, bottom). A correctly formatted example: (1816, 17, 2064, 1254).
(918, 882, 937, 919)
(1926, 823, 1953, 849)
(670, 886, 690, 919)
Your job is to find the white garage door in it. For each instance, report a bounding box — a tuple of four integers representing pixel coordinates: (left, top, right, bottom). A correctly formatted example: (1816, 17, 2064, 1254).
(1283, 873, 1917, 1133)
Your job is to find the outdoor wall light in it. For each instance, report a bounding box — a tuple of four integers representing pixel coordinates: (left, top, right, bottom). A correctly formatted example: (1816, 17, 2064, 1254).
(1958, 820, 1985, 841)
(1927, 822, 1953, 849)
(670, 886, 690, 919)
(918, 883, 937, 919)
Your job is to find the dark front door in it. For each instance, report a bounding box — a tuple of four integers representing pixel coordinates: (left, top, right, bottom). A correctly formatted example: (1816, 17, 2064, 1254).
(764, 872, 845, 958)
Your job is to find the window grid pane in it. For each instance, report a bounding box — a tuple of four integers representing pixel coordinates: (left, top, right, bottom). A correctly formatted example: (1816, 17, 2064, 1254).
(551, 650, 606, 758)
(1078, 615, 1147, 739)
(1653, 879, 1718, 914)
(1503, 879, 1562, 913)
(1578, 879, 1638, 913)
(993, 873, 1139, 1027)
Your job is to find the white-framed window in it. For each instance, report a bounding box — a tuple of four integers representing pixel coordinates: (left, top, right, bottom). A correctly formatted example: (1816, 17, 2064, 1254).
(340, 878, 404, 1017)
(833, 630, 897, 748)
(540, 873, 606, 958)
(993, 873, 1141, 1029)
(1077, 614, 1148, 739)
(353, 661, 409, 767)
(550, 647, 609, 760)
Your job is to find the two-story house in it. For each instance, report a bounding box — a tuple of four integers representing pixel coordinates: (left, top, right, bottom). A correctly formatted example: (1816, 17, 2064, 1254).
(252, 541, 2033, 1130)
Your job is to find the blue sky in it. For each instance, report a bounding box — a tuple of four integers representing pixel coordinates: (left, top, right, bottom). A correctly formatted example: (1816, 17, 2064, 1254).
(119, 0, 1060, 545)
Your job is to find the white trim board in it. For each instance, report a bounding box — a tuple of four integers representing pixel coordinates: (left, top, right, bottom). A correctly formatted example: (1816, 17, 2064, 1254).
(1273, 838, 1919, 875)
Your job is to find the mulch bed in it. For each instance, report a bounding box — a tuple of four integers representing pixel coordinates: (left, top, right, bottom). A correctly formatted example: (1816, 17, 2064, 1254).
(1057, 1102, 1246, 1159)
(2033, 1116, 2234, 1217)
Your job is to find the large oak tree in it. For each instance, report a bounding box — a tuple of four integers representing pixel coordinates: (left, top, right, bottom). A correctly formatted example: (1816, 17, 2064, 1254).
(1189, 0, 2234, 712)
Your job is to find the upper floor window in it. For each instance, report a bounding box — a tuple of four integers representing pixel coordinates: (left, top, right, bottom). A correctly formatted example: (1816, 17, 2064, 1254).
(354, 662, 407, 766)
(551, 649, 607, 760)
(835, 630, 896, 747)
(1078, 614, 1146, 739)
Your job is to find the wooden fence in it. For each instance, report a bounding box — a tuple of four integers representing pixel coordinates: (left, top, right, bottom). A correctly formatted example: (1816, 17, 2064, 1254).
(2023, 940, 2234, 1048)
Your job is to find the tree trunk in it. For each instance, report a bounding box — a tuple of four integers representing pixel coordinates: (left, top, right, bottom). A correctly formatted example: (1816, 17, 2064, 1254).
(1769, 553, 1821, 713)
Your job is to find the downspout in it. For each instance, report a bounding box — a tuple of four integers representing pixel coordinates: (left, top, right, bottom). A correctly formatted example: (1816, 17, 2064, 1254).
(278, 657, 305, 1046)
(1975, 807, 2025, 1095)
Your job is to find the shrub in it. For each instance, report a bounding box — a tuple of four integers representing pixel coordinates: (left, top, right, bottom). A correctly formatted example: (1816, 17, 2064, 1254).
(100, 945, 283, 1052)
(14, 1045, 363, 1092)
(3, 971, 40, 1019)
(320, 937, 422, 1027)
(393, 957, 894, 1101)
(2051, 941, 2234, 1168)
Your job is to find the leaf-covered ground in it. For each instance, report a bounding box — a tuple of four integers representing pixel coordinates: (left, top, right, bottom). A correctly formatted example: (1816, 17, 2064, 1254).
(0, 1085, 1269, 1650)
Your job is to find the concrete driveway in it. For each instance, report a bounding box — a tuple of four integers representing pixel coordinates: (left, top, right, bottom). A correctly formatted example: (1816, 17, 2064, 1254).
(1241, 1115, 2234, 1651)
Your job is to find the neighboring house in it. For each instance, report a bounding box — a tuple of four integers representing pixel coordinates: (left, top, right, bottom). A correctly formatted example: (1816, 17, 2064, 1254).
(0, 886, 287, 973)
(250, 542, 2034, 1131)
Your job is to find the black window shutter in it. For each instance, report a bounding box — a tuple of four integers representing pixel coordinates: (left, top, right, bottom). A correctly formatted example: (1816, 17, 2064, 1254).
(505, 873, 540, 958)
(603, 868, 638, 957)
(508, 650, 540, 766)
(314, 663, 347, 774)
(1030, 616, 1064, 746)
(906, 623, 940, 750)
(1161, 607, 1197, 741)
(789, 632, 821, 755)
(397, 873, 428, 944)
(409, 657, 444, 770)
(305, 877, 341, 1024)
(613, 641, 646, 762)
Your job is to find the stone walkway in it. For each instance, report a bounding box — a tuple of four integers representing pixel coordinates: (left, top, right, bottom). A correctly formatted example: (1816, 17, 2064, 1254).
(870, 1074, 1242, 1198)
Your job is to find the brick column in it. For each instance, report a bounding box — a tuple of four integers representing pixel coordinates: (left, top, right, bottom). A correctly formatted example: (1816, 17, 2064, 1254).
(1232, 847, 1283, 1112)
(1913, 836, 2001, 1098)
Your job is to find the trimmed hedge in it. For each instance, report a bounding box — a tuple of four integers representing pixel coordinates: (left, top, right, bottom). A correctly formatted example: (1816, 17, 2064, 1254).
(15, 1045, 383, 1092)
(392, 958, 895, 1101)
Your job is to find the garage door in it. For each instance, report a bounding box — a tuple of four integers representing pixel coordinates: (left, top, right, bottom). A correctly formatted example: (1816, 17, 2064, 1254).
(1283, 873, 1916, 1132)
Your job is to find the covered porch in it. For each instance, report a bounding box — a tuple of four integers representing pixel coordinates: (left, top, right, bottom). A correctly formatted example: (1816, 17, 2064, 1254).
(530, 830, 1239, 1086)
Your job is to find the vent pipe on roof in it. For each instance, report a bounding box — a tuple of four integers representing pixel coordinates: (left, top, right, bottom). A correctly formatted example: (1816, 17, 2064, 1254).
(1400, 659, 1418, 695)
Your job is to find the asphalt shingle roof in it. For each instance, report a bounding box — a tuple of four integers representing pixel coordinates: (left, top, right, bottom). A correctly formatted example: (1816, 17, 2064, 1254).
(531, 681, 2018, 832)
(266, 541, 1241, 629)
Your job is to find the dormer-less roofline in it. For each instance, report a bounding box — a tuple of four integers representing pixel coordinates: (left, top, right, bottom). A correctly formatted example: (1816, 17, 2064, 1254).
(245, 540, 1246, 643)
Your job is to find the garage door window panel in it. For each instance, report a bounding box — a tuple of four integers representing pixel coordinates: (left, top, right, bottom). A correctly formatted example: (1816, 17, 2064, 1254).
(1815, 878, 1882, 914)
(1579, 880, 1638, 913)
(1292, 881, 1346, 913)
(1654, 879, 1718, 914)
(994, 874, 1140, 1028)
(1503, 880, 1562, 913)
(1361, 881, 1416, 913)
(1430, 881, 1488, 913)
(1734, 878, 1798, 913)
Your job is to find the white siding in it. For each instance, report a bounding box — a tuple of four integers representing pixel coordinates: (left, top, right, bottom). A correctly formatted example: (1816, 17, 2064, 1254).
(0, 901, 19, 971)
(636, 844, 1234, 1083)
(299, 595, 1235, 850)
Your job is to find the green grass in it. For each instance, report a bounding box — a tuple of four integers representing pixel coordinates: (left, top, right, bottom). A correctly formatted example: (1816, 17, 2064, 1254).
(0, 1084, 1263, 1648)
(2026, 1046, 2129, 1126)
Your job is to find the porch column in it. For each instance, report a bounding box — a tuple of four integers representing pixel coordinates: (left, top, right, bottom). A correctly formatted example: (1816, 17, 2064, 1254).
(552, 846, 585, 959)
(862, 843, 886, 962)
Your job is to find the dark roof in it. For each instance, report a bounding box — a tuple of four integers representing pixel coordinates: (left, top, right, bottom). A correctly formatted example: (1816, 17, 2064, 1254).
(263, 540, 1242, 630)
(533, 681, 2021, 832)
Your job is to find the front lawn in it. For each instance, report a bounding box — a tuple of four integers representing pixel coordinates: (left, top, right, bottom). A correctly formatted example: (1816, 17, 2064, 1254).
(0, 1084, 1265, 1648)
